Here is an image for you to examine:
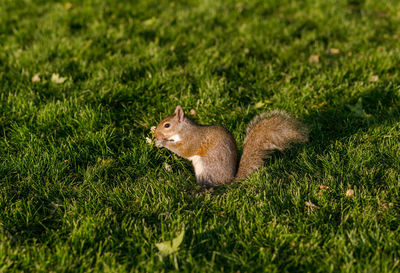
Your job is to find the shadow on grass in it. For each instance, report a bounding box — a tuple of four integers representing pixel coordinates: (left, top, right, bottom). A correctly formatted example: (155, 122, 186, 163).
(304, 84, 400, 149)
(211, 84, 400, 196)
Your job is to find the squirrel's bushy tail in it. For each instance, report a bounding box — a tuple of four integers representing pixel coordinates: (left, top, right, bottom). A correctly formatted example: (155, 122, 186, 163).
(235, 110, 308, 180)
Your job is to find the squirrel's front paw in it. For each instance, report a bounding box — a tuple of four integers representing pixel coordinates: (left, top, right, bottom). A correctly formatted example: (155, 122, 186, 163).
(155, 139, 164, 148)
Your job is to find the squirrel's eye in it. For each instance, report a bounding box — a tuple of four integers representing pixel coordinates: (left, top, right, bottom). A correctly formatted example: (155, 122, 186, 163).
(164, 123, 170, 128)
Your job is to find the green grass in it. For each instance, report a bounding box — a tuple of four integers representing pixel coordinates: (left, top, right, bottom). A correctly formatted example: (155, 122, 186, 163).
(1, 0, 400, 272)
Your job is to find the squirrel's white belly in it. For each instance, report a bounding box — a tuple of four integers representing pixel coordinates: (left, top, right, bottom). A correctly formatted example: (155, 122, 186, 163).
(188, 155, 204, 176)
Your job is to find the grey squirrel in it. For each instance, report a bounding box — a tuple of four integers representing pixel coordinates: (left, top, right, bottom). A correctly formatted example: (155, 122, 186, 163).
(154, 106, 308, 187)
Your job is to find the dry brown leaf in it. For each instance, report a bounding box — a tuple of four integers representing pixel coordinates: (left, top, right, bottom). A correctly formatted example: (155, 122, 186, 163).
(65, 2, 73, 10)
(378, 200, 388, 210)
(51, 73, 67, 84)
(309, 55, 320, 63)
(31, 73, 41, 83)
(319, 185, 329, 189)
(305, 201, 320, 210)
(346, 189, 355, 198)
(377, 11, 388, 18)
(369, 75, 379, 82)
(329, 48, 340, 55)
(312, 101, 328, 108)
(164, 162, 172, 172)
(189, 109, 196, 116)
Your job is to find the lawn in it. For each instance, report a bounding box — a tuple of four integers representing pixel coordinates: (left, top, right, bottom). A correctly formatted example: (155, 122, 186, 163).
(0, 0, 399, 272)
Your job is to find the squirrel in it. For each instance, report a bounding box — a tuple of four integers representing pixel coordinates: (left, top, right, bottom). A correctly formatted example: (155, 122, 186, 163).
(153, 106, 308, 187)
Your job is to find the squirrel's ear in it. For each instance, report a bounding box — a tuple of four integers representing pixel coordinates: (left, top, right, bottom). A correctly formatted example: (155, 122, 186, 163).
(174, 105, 184, 122)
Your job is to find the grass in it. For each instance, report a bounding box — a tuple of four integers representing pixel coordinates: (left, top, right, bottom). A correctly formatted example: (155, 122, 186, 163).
(1, 0, 400, 272)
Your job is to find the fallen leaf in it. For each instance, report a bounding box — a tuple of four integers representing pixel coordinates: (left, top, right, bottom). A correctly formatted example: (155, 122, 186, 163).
(305, 201, 320, 210)
(369, 75, 379, 82)
(97, 157, 113, 166)
(329, 48, 340, 55)
(235, 2, 245, 9)
(143, 17, 157, 26)
(346, 189, 355, 197)
(377, 11, 388, 18)
(348, 98, 371, 118)
(254, 101, 264, 109)
(65, 2, 73, 10)
(280, 72, 291, 83)
(189, 109, 196, 116)
(312, 101, 328, 108)
(318, 101, 328, 107)
(378, 200, 388, 210)
(155, 229, 185, 256)
(51, 73, 67, 84)
(164, 162, 172, 172)
(319, 185, 329, 189)
(31, 73, 41, 82)
(309, 55, 320, 63)
(150, 126, 156, 134)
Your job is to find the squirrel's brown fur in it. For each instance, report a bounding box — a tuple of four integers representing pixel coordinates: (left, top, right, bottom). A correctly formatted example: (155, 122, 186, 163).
(154, 106, 308, 187)
(236, 110, 308, 180)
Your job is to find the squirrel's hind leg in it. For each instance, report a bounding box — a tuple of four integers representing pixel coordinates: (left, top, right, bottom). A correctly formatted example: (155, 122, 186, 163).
(196, 151, 236, 186)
